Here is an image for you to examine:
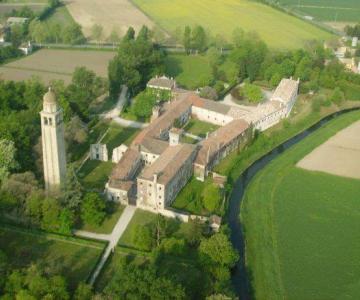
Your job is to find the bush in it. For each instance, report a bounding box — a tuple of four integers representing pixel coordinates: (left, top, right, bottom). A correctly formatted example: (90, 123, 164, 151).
(240, 83, 263, 103)
(80, 193, 106, 227)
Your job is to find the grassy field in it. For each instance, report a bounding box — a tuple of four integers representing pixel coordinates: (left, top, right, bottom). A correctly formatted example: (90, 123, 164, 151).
(118, 210, 157, 248)
(0, 49, 116, 84)
(101, 123, 140, 153)
(78, 160, 114, 190)
(0, 225, 104, 290)
(241, 110, 360, 300)
(133, 0, 333, 49)
(165, 54, 212, 89)
(278, 0, 360, 22)
(183, 119, 219, 138)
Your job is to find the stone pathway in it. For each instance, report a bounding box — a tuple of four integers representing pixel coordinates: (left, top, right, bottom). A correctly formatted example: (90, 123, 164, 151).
(183, 132, 202, 141)
(101, 85, 148, 129)
(75, 205, 137, 285)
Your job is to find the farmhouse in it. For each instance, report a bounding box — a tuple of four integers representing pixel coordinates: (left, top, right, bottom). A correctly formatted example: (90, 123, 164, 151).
(147, 75, 176, 91)
(6, 17, 29, 27)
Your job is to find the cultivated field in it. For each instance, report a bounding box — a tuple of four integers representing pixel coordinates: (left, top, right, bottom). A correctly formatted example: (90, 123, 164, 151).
(0, 49, 116, 84)
(298, 120, 360, 179)
(242, 110, 360, 300)
(66, 0, 155, 40)
(278, 0, 360, 22)
(132, 0, 333, 49)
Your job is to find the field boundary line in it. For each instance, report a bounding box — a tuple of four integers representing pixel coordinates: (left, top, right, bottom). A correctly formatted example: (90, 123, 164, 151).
(0, 224, 105, 250)
(0, 66, 72, 76)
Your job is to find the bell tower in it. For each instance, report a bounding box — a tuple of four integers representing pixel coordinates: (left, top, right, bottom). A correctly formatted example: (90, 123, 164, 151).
(40, 87, 67, 191)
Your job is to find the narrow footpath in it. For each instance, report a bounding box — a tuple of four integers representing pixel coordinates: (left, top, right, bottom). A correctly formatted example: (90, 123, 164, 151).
(101, 85, 148, 129)
(75, 205, 137, 285)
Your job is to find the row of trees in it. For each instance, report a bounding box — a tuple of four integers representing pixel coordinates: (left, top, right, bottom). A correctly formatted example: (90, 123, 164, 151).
(108, 26, 165, 98)
(345, 23, 360, 38)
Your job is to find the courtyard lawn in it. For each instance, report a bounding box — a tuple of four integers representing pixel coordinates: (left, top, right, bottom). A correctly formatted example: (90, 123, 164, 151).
(183, 119, 219, 138)
(78, 160, 114, 190)
(172, 177, 223, 216)
(0, 225, 104, 290)
(241, 110, 360, 300)
(133, 0, 333, 49)
(101, 123, 140, 153)
(80, 203, 125, 234)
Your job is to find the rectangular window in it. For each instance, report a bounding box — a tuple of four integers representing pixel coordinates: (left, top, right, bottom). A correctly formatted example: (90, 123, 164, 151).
(49, 118, 53, 126)
(44, 117, 48, 125)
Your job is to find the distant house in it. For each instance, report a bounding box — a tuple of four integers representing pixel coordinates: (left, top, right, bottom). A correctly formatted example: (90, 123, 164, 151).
(0, 25, 5, 43)
(352, 37, 358, 48)
(6, 17, 29, 27)
(147, 75, 176, 91)
(19, 41, 33, 55)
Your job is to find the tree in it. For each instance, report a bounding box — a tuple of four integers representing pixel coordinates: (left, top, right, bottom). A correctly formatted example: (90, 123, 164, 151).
(2, 172, 38, 202)
(180, 219, 204, 247)
(81, 193, 106, 226)
(107, 27, 121, 47)
(123, 26, 135, 41)
(25, 190, 44, 224)
(330, 87, 345, 106)
(91, 24, 103, 44)
(241, 83, 263, 103)
(41, 197, 61, 231)
(61, 165, 83, 210)
(132, 89, 157, 118)
(202, 183, 221, 212)
(0, 139, 18, 184)
(183, 26, 192, 53)
(199, 233, 239, 268)
(104, 260, 185, 300)
(160, 237, 186, 256)
(0, 250, 8, 291)
(62, 24, 84, 45)
(10, 24, 24, 48)
(192, 25, 207, 53)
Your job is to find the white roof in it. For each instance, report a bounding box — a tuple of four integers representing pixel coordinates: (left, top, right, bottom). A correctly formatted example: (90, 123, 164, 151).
(271, 78, 299, 104)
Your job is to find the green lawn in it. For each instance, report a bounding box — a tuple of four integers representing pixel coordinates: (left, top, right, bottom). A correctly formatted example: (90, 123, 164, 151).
(133, 0, 333, 49)
(165, 54, 212, 89)
(80, 203, 124, 234)
(0, 225, 104, 290)
(172, 177, 223, 216)
(101, 123, 140, 153)
(78, 160, 114, 190)
(118, 210, 158, 249)
(241, 110, 360, 300)
(278, 0, 360, 22)
(183, 119, 219, 138)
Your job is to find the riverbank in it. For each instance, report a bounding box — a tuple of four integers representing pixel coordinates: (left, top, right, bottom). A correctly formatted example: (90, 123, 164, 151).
(217, 98, 360, 298)
(241, 110, 360, 299)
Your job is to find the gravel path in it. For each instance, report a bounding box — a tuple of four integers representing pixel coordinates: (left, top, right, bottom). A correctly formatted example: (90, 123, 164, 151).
(75, 205, 137, 285)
